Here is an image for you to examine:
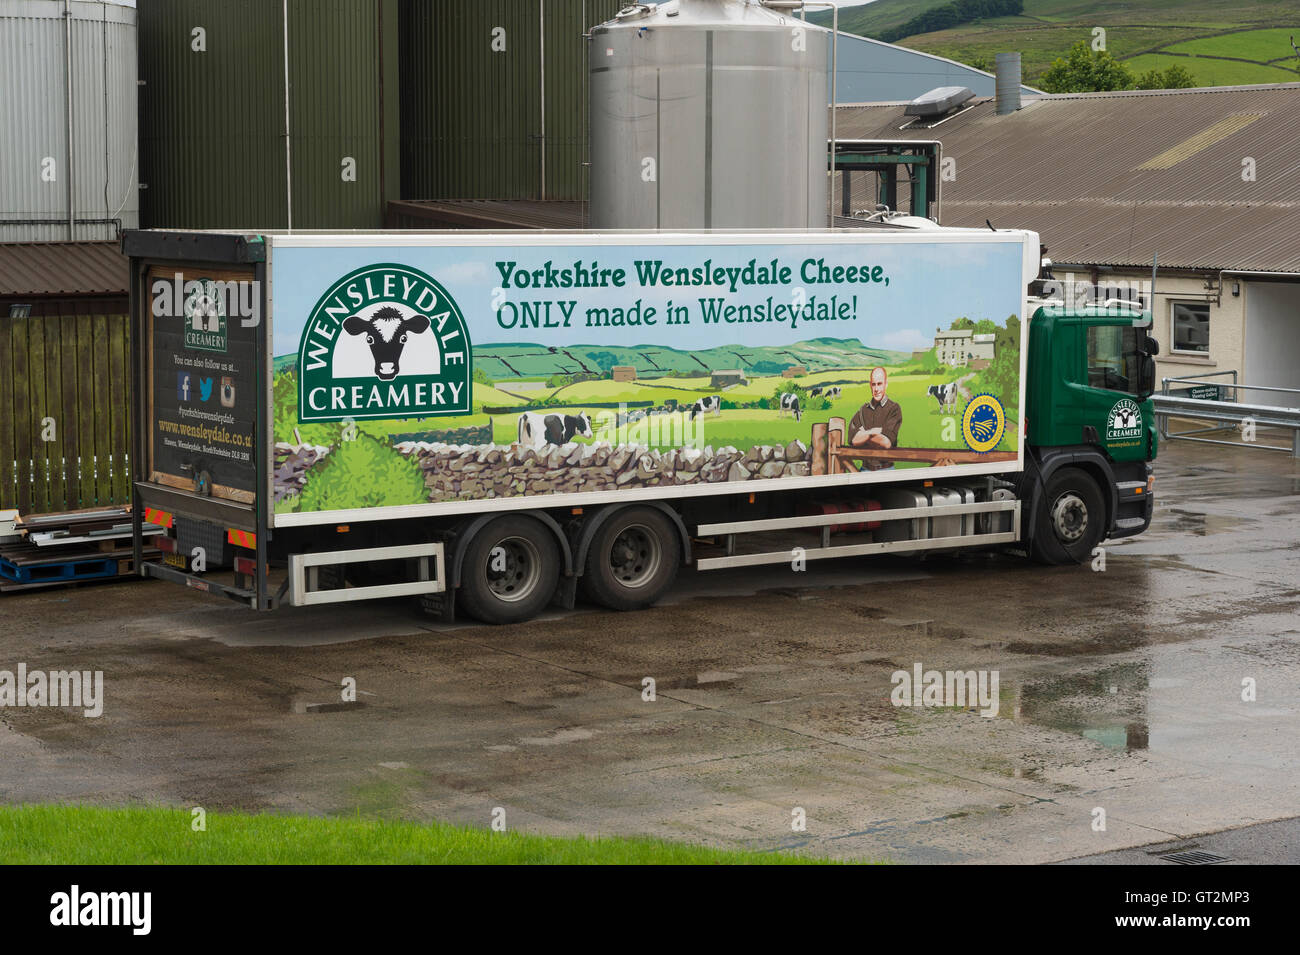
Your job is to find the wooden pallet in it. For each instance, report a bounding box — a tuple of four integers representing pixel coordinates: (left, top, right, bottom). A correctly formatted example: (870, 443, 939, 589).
(0, 540, 161, 592)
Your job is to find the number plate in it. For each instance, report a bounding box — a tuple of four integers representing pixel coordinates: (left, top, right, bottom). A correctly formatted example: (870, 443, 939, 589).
(163, 552, 190, 570)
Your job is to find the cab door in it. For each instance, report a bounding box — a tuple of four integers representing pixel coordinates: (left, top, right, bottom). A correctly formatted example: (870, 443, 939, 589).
(1080, 320, 1148, 463)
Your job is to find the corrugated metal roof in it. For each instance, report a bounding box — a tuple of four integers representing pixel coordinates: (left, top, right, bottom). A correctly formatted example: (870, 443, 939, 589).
(0, 242, 129, 297)
(836, 84, 1300, 272)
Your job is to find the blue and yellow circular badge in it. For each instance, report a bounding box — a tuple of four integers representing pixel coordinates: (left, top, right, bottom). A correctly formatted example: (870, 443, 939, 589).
(962, 394, 1006, 453)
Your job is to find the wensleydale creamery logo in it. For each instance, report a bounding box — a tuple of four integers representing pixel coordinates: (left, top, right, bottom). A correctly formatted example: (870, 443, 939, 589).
(298, 264, 471, 422)
(183, 277, 228, 352)
(1107, 397, 1143, 441)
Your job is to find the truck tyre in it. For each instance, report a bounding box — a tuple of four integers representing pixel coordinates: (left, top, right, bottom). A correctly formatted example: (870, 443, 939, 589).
(457, 515, 561, 625)
(1031, 467, 1105, 565)
(580, 506, 681, 611)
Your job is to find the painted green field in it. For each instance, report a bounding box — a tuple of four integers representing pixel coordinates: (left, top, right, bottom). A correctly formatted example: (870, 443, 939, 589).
(276, 365, 1019, 455)
(487, 372, 1015, 454)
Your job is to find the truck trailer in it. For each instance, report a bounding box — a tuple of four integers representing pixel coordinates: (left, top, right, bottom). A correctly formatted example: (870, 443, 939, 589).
(124, 224, 1158, 624)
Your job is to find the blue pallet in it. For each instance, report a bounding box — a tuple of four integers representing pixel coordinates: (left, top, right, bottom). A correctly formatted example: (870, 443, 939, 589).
(0, 553, 120, 585)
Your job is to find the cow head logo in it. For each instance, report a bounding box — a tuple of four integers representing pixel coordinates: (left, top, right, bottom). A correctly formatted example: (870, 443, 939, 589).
(341, 305, 434, 381)
(1106, 398, 1143, 441)
(297, 264, 472, 423)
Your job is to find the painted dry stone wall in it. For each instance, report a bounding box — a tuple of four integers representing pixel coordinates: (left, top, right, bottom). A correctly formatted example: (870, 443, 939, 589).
(396, 439, 812, 502)
(274, 442, 331, 503)
(389, 424, 493, 446)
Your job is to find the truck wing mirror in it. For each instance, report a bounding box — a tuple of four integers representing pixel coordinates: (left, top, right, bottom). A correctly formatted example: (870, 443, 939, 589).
(1139, 354, 1157, 399)
(1143, 335, 1160, 357)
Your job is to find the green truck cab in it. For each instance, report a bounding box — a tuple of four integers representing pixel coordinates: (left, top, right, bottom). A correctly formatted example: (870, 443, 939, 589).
(1020, 303, 1159, 564)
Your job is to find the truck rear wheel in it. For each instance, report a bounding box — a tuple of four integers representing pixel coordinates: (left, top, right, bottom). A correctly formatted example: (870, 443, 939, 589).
(580, 506, 680, 611)
(457, 515, 560, 625)
(1031, 467, 1105, 565)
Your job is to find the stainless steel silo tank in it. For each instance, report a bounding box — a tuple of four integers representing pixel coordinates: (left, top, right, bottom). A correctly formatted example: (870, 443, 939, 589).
(0, 0, 139, 241)
(590, 0, 829, 230)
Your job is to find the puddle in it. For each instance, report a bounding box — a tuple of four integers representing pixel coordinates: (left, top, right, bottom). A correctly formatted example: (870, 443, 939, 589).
(1159, 509, 1248, 537)
(1016, 661, 1151, 751)
(1003, 625, 1155, 657)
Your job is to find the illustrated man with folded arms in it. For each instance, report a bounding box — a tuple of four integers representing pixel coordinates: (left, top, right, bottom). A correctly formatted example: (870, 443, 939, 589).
(848, 366, 902, 471)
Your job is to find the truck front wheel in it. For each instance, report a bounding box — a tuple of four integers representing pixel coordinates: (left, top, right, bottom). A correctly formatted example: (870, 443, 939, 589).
(1031, 467, 1106, 565)
(580, 506, 681, 611)
(457, 515, 561, 625)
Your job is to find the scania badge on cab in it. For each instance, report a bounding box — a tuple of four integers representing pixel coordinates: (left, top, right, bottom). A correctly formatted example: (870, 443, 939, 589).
(124, 223, 1158, 623)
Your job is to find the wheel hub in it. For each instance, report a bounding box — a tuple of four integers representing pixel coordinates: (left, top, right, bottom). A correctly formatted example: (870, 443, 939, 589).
(1050, 493, 1088, 543)
(486, 537, 542, 602)
(609, 524, 661, 588)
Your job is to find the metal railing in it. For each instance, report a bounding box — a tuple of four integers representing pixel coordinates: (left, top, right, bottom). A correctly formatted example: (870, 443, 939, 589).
(1152, 372, 1300, 457)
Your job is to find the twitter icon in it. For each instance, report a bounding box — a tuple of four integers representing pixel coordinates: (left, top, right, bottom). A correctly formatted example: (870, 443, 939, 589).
(199, 377, 213, 402)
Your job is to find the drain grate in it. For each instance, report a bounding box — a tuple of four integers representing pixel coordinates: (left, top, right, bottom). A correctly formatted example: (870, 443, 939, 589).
(1161, 849, 1230, 865)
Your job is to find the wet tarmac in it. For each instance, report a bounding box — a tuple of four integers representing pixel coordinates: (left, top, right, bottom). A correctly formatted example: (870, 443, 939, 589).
(0, 439, 1296, 863)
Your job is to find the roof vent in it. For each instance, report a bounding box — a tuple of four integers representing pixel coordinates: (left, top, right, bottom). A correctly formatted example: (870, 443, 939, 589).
(905, 86, 975, 118)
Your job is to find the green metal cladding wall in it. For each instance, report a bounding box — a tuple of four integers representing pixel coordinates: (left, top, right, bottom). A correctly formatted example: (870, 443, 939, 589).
(138, 0, 399, 230)
(400, 0, 624, 202)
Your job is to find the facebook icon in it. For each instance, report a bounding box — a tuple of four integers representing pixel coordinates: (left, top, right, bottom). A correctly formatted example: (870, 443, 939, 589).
(178, 372, 191, 402)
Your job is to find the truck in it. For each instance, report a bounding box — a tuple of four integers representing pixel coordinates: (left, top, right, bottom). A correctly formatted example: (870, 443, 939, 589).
(123, 223, 1158, 624)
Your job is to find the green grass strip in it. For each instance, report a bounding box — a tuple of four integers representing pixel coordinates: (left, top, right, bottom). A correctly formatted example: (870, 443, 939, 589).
(0, 805, 845, 865)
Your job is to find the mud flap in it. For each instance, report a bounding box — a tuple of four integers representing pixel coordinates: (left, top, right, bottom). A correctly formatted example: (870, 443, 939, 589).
(552, 574, 578, 611)
(419, 587, 456, 622)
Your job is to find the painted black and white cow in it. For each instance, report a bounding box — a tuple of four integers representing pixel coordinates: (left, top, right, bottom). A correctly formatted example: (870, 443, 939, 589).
(824, 386, 842, 400)
(927, 382, 959, 414)
(517, 411, 593, 449)
(809, 386, 824, 397)
(778, 393, 802, 421)
(343, 306, 430, 381)
(689, 395, 722, 420)
(1112, 406, 1138, 429)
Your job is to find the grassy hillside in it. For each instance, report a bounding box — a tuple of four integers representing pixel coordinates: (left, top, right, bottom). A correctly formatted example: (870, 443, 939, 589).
(813, 0, 1300, 87)
(276, 338, 910, 380)
(474, 337, 909, 380)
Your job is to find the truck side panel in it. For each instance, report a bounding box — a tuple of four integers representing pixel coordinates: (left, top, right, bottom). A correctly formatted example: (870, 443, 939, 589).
(266, 230, 1035, 528)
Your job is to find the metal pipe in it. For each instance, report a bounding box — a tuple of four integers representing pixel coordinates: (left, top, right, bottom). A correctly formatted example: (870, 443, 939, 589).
(282, 0, 292, 231)
(64, 0, 74, 240)
(581, 0, 588, 227)
(1220, 269, 1300, 280)
(539, 0, 546, 201)
(828, 3, 836, 226)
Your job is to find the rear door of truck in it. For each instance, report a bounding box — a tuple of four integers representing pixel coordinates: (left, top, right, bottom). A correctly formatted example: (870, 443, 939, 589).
(123, 231, 271, 607)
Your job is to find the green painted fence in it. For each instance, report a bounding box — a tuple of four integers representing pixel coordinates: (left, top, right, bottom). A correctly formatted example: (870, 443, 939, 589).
(0, 312, 132, 516)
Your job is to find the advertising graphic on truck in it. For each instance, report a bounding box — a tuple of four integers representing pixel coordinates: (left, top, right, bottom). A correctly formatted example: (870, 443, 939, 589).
(269, 232, 1027, 521)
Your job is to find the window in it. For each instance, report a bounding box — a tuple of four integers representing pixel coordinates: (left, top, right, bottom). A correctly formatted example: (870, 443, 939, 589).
(1171, 301, 1210, 354)
(1087, 325, 1140, 393)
